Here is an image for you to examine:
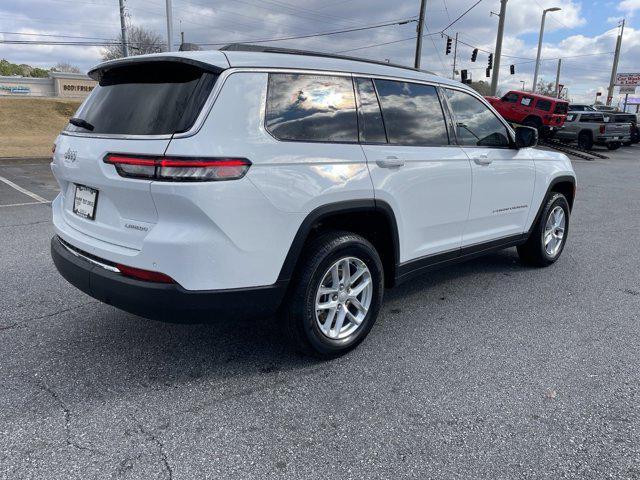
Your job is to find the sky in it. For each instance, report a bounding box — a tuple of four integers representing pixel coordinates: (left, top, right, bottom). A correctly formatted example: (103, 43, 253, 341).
(1, 0, 639, 105)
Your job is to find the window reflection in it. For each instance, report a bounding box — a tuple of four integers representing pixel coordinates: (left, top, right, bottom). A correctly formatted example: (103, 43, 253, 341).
(354, 77, 387, 143)
(266, 74, 358, 142)
(444, 89, 510, 147)
(374, 80, 449, 146)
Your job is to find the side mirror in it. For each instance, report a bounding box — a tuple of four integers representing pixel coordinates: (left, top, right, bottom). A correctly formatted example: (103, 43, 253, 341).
(514, 126, 538, 149)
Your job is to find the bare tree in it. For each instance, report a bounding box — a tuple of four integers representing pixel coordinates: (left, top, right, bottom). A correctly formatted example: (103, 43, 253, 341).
(101, 25, 164, 61)
(52, 62, 81, 73)
(469, 81, 492, 96)
(535, 79, 567, 99)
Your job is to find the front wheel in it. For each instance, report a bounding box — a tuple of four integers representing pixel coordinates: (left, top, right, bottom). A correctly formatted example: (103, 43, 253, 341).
(518, 193, 570, 267)
(283, 231, 384, 358)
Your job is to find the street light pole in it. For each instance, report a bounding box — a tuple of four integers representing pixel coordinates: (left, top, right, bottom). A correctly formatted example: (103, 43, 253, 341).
(119, 0, 129, 57)
(490, 0, 508, 96)
(165, 0, 174, 52)
(532, 7, 561, 93)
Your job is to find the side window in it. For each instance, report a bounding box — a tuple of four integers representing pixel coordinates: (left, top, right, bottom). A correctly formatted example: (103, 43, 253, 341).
(373, 79, 449, 146)
(265, 73, 357, 142)
(503, 92, 519, 103)
(521, 96, 533, 107)
(354, 77, 387, 143)
(536, 99, 552, 112)
(580, 114, 604, 123)
(444, 88, 511, 148)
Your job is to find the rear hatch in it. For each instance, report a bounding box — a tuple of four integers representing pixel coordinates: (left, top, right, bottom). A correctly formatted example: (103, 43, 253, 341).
(52, 57, 224, 249)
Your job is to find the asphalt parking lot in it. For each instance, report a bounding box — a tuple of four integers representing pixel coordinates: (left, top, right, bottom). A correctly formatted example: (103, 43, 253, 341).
(1, 146, 639, 479)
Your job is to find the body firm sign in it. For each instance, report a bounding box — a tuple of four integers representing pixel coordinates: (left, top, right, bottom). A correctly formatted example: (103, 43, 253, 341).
(615, 73, 640, 86)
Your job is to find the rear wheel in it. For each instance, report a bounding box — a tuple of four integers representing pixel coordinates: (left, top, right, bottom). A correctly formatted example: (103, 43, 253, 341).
(578, 131, 593, 150)
(283, 231, 384, 358)
(518, 193, 570, 267)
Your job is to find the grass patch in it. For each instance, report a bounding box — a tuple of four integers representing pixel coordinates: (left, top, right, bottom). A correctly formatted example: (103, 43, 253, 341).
(0, 97, 82, 157)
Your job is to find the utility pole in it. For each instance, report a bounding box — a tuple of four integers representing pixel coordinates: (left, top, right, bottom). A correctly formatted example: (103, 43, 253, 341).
(414, 0, 427, 69)
(606, 19, 625, 106)
(490, 0, 508, 96)
(452, 33, 459, 80)
(118, 0, 129, 57)
(554, 58, 562, 97)
(165, 0, 174, 52)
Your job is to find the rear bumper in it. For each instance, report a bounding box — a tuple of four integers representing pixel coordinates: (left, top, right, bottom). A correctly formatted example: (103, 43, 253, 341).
(595, 136, 630, 144)
(51, 236, 287, 322)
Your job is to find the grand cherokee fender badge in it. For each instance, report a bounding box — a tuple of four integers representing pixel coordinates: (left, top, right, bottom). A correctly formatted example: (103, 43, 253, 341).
(493, 205, 528, 214)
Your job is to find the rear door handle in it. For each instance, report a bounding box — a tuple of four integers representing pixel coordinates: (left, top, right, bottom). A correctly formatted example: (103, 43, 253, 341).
(473, 154, 492, 166)
(376, 156, 405, 168)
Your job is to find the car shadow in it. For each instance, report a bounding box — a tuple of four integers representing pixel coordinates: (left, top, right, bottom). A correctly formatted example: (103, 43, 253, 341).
(54, 248, 529, 398)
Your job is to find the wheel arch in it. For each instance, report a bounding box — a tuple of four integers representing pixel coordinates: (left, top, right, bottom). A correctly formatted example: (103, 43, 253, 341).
(527, 175, 576, 236)
(523, 115, 543, 127)
(277, 200, 400, 288)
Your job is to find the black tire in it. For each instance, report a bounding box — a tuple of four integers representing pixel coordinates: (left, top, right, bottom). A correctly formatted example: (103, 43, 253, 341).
(517, 193, 570, 267)
(523, 117, 542, 131)
(607, 142, 621, 150)
(578, 131, 593, 150)
(283, 231, 384, 358)
(624, 142, 632, 147)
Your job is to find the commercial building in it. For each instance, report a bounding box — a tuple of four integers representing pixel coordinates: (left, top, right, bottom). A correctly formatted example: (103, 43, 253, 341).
(0, 72, 96, 99)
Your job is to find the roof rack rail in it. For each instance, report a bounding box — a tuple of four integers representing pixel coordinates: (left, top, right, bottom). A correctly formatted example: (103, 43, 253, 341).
(220, 43, 435, 75)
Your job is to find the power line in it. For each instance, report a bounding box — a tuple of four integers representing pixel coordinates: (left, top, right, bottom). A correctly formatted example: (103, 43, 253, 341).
(441, 0, 483, 33)
(0, 17, 417, 48)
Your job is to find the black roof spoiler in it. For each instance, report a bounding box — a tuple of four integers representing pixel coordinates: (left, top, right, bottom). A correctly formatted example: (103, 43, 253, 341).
(220, 43, 435, 76)
(88, 55, 225, 82)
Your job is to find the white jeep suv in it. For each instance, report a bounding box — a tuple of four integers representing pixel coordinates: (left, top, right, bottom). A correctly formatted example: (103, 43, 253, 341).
(51, 46, 576, 357)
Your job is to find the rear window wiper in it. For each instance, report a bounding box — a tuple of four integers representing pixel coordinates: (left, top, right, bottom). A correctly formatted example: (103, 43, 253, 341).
(69, 117, 95, 131)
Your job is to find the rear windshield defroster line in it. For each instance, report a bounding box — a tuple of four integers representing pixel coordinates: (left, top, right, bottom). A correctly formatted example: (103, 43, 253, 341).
(67, 61, 218, 136)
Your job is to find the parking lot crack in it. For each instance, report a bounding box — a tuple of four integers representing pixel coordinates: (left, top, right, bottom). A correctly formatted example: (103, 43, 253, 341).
(136, 423, 173, 480)
(37, 380, 103, 456)
(29, 300, 99, 322)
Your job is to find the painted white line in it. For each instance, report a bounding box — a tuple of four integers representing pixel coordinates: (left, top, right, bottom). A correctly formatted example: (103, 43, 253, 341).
(0, 175, 49, 203)
(0, 201, 51, 208)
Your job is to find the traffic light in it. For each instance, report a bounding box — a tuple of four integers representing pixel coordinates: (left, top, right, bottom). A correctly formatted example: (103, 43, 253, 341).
(471, 48, 478, 62)
(487, 53, 493, 69)
(510, 64, 515, 75)
(445, 37, 452, 55)
(486, 68, 491, 78)
(461, 69, 468, 83)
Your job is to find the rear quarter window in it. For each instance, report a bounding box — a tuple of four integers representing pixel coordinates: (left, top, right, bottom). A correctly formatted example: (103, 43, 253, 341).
(68, 62, 218, 135)
(265, 73, 357, 143)
(536, 99, 552, 112)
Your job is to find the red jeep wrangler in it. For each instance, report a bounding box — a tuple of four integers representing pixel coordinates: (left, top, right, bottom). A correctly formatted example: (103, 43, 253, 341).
(486, 90, 569, 135)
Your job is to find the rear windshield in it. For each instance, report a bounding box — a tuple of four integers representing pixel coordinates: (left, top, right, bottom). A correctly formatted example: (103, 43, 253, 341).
(67, 62, 218, 135)
(554, 102, 568, 114)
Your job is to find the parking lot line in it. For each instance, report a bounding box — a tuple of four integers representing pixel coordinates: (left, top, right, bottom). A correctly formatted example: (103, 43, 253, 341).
(0, 175, 49, 204)
(0, 201, 49, 208)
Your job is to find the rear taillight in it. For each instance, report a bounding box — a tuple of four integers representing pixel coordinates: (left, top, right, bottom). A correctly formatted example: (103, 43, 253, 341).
(104, 154, 251, 182)
(599, 125, 606, 134)
(116, 263, 175, 283)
